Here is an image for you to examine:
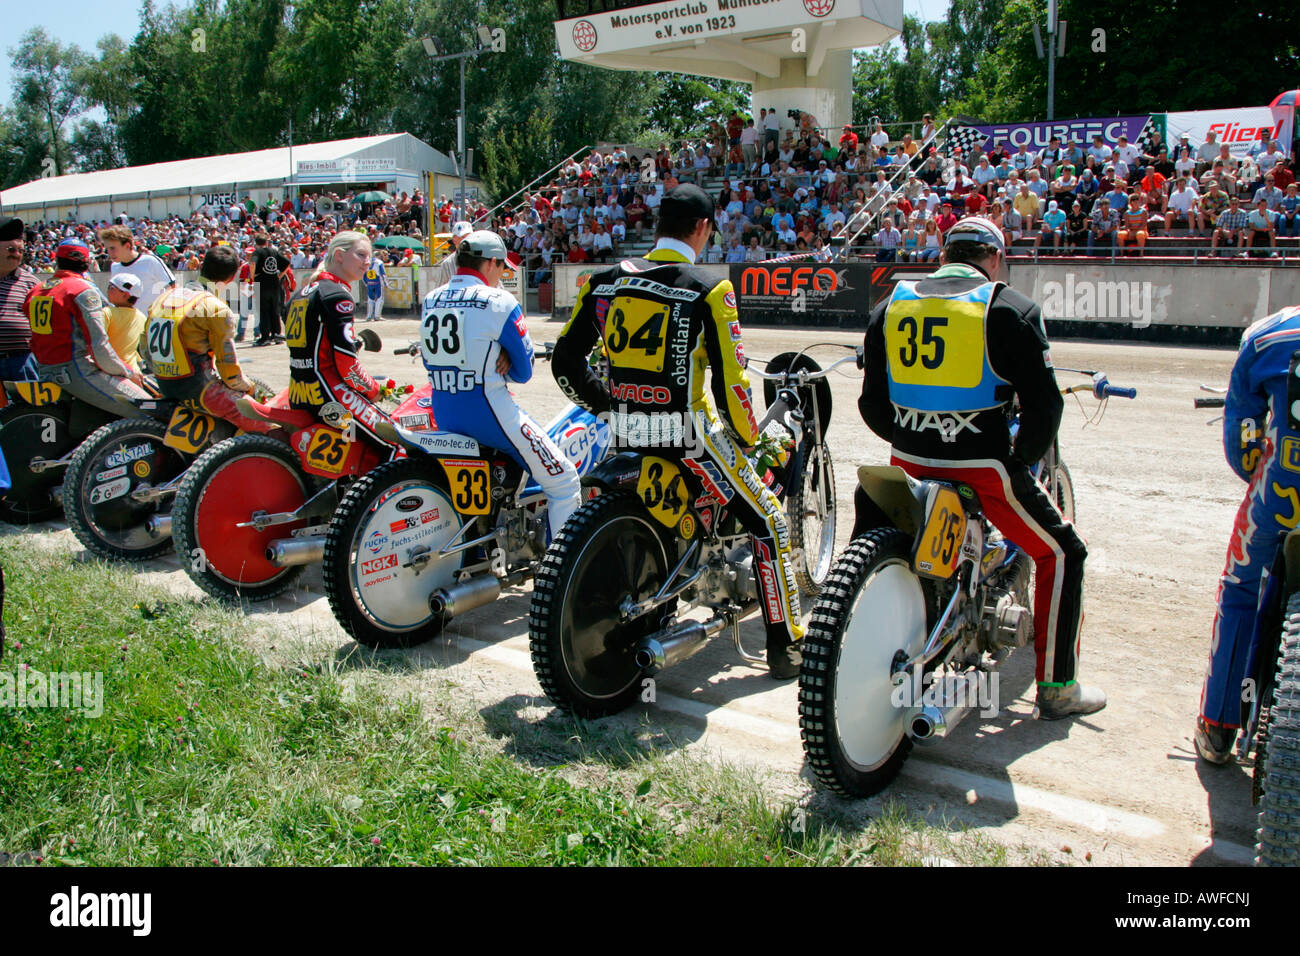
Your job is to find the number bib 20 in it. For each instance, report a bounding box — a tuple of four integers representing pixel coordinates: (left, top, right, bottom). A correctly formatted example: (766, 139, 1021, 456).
(164, 405, 217, 454)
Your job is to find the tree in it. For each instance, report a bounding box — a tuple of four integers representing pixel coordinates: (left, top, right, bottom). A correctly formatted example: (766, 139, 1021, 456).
(10, 27, 89, 177)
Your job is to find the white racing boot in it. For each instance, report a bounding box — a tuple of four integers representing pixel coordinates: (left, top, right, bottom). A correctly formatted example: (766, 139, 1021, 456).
(1034, 682, 1107, 720)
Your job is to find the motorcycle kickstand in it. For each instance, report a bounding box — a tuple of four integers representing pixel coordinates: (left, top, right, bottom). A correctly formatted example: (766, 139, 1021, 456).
(728, 607, 766, 666)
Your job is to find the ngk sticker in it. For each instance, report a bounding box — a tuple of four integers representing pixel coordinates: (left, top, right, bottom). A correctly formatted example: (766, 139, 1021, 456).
(361, 553, 398, 576)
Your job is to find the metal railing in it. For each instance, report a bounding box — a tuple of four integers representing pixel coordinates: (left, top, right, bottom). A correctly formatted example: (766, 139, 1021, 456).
(476, 143, 595, 226)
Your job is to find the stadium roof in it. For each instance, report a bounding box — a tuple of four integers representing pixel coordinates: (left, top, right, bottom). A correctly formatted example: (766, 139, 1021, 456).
(0, 133, 457, 210)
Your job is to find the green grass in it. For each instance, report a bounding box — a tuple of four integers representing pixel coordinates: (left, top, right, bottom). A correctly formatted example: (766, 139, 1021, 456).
(0, 538, 1033, 866)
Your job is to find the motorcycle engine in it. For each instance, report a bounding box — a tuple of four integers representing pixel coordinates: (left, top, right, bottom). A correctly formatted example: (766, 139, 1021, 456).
(978, 553, 1034, 651)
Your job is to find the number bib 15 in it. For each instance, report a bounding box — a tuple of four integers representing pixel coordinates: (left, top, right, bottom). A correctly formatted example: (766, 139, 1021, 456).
(913, 484, 967, 580)
(885, 299, 985, 388)
(439, 458, 491, 515)
(163, 405, 218, 454)
(10, 381, 62, 406)
(29, 297, 54, 336)
(636, 455, 688, 528)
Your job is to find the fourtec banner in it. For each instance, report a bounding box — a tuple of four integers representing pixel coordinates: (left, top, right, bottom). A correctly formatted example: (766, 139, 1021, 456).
(969, 116, 1153, 153)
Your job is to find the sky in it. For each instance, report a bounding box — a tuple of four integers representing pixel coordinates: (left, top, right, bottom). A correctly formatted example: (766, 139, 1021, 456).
(1, 0, 952, 102)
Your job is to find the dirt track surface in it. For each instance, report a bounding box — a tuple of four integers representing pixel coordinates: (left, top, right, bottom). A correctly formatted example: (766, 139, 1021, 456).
(7, 317, 1255, 865)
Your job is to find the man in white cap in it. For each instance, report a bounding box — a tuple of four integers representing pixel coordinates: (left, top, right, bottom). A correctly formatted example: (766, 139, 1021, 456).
(430, 220, 473, 288)
(857, 214, 1102, 720)
(419, 230, 579, 540)
(104, 272, 147, 372)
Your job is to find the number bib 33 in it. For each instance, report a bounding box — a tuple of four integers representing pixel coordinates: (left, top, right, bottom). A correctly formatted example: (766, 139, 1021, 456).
(439, 458, 491, 515)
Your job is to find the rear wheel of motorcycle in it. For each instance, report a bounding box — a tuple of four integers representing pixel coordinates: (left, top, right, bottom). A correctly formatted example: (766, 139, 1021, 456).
(0, 406, 72, 524)
(172, 434, 311, 603)
(799, 528, 930, 797)
(790, 442, 836, 595)
(62, 417, 184, 562)
(1256, 590, 1300, 865)
(1053, 460, 1075, 524)
(529, 491, 674, 718)
(323, 458, 464, 649)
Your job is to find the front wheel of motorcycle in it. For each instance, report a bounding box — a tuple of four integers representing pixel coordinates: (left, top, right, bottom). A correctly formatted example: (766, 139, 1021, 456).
(529, 491, 675, 719)
(799, 528, 930, 797)
(1256, 590, 1300, 865)
(790, 441, 835, 596)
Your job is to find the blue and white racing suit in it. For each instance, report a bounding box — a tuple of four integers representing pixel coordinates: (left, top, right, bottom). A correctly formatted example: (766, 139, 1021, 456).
(420, 269, 580, 538)
(362, 259, 386, 320)
(1203, 304, 1300, 727)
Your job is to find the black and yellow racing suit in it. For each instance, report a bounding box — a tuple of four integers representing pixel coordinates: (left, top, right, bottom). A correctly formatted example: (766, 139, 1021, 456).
(552, 238, 803, 650)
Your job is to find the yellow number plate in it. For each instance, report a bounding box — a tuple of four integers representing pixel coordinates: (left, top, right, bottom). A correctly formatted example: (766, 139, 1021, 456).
(604, 297, 669, 373)
(885, 299, 985, 388)
(29, 297, 54, 335)
(304, 426, 351, 476)
(164, 405, 217, 454)
(440, 458, 491, 515)
(285, 299, 308, 348)
(11, 381, 62, 406)
(913, 485, 967, 580)
(637, 455, 688, 528)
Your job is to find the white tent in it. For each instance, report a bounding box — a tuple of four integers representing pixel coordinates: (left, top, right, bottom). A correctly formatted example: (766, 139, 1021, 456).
(0, 133, 466, 223)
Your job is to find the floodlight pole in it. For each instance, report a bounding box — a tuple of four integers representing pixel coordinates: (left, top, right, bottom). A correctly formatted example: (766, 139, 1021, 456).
(425, 41, 490, 224)
(1046, 0, 1056, 121)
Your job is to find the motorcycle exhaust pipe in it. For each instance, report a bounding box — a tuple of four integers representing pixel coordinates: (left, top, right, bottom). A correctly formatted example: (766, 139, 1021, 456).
(634, 614, 728, 673)
(265, 536, 325, 567)
(146, 514, 172, 539)
(429, 568, 529, 619)
(908, 704, 971, 744)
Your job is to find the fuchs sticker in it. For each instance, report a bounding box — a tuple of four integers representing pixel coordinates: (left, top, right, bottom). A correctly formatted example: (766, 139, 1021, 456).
(728, 321, 742, 340)
(559, 421, 608, 473)
(361, 553, 398, 576)
(723, 291, 737, 310)
(366, 530, 387, 554)
(396, 495, 423, 512)
(417, 396, 433, 408)
(420, 508, 440, 524)
(338, 299, 355, 314)
(95, 465, 127, 483)
(105, 443, 153, 469)
(89, 477, 130, 505)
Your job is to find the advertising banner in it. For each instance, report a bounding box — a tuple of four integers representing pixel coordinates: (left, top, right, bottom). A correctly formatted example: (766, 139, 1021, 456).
(971, 115, 1153, 153)
(731, 261, 872, 328)
(1165, 106, 1293, 160)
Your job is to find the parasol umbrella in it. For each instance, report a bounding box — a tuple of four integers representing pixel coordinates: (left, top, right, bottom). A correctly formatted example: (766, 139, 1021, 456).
(351, 191, 391, 204)
(372, 235, 426, 250)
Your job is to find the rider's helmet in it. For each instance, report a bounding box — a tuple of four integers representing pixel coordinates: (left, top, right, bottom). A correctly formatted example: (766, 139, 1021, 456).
(942, 215, 1006, 258)
(54, 238, 92, 272)
(460, 231, 509, 263)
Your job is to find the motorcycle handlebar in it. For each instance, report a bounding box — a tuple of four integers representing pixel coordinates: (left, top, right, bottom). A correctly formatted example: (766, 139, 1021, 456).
(1195, 397, 1226, 409)
(1098, 383, 1137, 400)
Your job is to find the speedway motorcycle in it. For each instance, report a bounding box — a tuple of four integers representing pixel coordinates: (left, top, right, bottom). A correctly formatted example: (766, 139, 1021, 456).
(799, 370, 1135, 798)
(527, 347, 849, 719)
(321, 369, 611, 649)
(0, 379, 118, 524)
(60, 382, 272, 562)
(1196, 385, 1300, 866)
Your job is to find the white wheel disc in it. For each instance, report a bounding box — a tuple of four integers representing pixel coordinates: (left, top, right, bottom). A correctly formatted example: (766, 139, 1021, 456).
(348, 480, 463, 630)
(833, 559, 929, 771)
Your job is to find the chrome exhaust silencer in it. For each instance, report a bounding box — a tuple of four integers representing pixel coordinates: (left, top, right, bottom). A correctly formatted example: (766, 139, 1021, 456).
(428, 568, 529, 619)
(265, 536, 325, 567)
(634, 614, 728, 673)
(146, 514, 172, 539)
(908, 704, 971, 744)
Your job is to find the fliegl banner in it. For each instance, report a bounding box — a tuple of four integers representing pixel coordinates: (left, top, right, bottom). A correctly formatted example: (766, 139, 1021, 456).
(1165, 106, 1293, 160)
(731, 262, 871, 328)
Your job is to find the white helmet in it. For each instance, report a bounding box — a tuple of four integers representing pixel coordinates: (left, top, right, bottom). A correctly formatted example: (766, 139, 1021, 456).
(943, 215, 1006, 257)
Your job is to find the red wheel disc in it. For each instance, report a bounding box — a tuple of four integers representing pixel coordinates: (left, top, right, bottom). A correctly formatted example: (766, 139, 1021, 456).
(194, 454, 308, 585)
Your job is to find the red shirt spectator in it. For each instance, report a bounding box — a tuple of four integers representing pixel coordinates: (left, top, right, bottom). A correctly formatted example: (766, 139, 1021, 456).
(1140, 170, 1166, 196)
(567, 244, 589, 263)
(964, 192, 987, 216)
(1272, 164, 1295, 191)
(935, 208, 958, 233)
(839, 126, 859, 154)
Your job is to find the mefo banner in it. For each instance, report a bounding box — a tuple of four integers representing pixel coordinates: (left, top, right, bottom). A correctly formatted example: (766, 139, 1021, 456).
(1165, 106, 1292, 160)
(731, 262, 872, 328)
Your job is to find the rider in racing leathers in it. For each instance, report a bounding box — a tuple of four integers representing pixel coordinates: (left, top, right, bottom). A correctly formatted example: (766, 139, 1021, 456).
(858, 215, 1104, 719)
(145, 245, 279, 435)
(286, 231, 393, 454)
(25, 238, 152, 418)
(551, 183, 805, 679)
(1198, 304, 1300, 763)
(421, 230, 580, 540)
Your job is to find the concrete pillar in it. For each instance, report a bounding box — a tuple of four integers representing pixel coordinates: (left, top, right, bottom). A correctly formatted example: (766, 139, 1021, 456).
(751, 49, 853, 140)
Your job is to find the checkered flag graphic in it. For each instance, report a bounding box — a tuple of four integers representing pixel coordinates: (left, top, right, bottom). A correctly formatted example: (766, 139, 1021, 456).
(1135, 115, 1160, 157)
(944, 124, 988, 157)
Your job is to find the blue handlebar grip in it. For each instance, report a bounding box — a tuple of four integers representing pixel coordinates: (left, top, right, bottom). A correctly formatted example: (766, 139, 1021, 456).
(1101, 384, 1137, 399)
